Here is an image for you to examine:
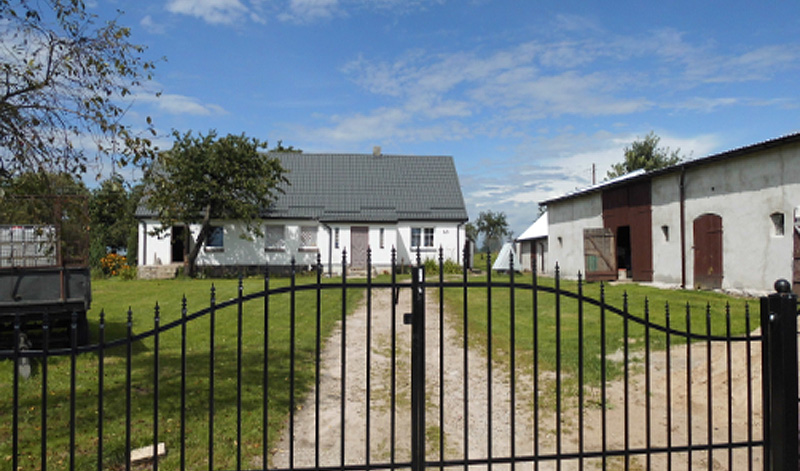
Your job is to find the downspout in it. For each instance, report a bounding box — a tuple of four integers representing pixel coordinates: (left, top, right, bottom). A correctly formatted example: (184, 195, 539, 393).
(679, 166, 687, 289)
(141, 221, 147, 267)
(322, 222, 333, 277)
(456, 221, 465, 265)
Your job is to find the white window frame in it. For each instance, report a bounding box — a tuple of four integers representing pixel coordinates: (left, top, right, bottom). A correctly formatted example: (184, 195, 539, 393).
(265, 225, 286, 252)
(299, 225, 318, 252)
(411, 227, 434, 248)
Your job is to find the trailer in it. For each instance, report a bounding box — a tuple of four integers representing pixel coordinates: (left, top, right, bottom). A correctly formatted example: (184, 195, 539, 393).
(0, 196, 91, 348)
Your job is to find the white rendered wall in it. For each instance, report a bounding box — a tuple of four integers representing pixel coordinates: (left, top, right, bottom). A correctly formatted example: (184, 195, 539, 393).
(650, 174, 684, 286)
(139, 219, 467, 274)
(679, 146, 800, 292)
(547, 194, 603, 278)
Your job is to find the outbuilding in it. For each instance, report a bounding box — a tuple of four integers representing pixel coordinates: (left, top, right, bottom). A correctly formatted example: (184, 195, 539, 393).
(543, 132, 800, 294)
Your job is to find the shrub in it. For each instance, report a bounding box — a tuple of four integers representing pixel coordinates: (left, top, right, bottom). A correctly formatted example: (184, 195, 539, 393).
(119, 265, 138, 280)
(423, 258, 462, 275)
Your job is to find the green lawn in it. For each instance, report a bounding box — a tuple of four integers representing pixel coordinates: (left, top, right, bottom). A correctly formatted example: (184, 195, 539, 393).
(1, 274, 363, 471)
(441, 271, 759, 400)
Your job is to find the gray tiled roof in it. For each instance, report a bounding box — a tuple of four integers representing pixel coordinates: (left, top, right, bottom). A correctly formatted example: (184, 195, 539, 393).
(266, 153, 467, 222)
(137, 152, 468, 223)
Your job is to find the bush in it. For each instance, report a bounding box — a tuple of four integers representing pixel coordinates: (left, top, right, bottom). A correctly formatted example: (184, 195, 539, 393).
(119, 265, 137, 280)
(423, 258, 462, 275)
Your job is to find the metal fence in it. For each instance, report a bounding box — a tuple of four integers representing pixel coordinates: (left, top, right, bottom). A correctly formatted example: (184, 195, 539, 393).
(0, 248, 796, 470)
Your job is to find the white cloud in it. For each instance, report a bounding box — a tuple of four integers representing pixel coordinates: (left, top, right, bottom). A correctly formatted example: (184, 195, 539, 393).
(132, 91, 228, 116)
(278, 0, 340, 22)
(166, 0, 249, 25)
(140, 15, 167, 34)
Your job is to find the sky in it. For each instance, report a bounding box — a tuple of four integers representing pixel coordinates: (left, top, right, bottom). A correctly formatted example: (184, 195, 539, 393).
(89, 0, 800, 237)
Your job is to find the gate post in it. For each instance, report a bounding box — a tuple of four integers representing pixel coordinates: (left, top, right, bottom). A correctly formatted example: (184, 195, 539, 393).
(760, 279, 798, 471)
(409, 266, 426, 471)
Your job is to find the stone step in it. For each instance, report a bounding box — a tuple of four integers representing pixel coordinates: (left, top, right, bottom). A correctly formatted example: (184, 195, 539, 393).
(138, 263, 182, 280)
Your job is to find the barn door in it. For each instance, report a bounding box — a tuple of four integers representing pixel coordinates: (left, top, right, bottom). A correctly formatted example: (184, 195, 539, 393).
(584, 228, 616, 281)
(350, 226, 369, 268)
(693, 214, 723, 289)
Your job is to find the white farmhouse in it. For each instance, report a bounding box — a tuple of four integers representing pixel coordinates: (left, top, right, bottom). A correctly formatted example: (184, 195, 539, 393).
(543, 133, 800, 294)
(136, 151, 469, 277)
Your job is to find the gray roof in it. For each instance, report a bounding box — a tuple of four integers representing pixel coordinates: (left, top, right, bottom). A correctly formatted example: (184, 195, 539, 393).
(137, 152, 468, 223)
(543, 131, 800, 205)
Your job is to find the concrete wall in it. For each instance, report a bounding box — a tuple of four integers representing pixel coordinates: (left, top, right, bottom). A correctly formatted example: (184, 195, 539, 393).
(650, 173, 683, 286)
(677, 144, 800, 292)
(547, 193, 603, 278)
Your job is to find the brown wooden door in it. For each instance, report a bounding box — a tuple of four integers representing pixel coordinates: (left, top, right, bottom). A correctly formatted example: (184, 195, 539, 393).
(693, 214, 723, 289)
(350, 227, 369, 268)
(584, 228, 616, 281)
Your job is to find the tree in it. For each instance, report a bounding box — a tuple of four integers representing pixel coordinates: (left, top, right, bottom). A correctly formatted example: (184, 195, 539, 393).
(474, 210, 511, 253)
(607, 131, 682, 179)
(0, 0, 158, 180)
(143, 130, 289, 277)
(89, 174, 139, 267)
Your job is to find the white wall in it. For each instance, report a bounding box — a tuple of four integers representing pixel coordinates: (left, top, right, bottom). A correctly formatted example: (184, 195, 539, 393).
(678, 146, 800, 292)
(547, 194, 603, 278)
(518, 239, 549, 273)
(650, 174, 683, 286)
(139, 219, 467, 274)
(396, 222, 465, 266)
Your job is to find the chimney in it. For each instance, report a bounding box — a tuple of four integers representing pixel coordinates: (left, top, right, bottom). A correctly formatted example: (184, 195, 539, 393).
(373, 146, 381, 157)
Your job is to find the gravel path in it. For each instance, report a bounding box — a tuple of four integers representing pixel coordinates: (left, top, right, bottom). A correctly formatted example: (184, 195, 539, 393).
(269, 285, 766, 471)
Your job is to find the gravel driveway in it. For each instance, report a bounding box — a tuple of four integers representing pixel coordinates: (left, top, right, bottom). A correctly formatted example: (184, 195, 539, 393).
(269, 284, 766, 471)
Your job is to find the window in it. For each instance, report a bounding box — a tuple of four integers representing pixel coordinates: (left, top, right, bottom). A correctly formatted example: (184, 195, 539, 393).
(424, 228, 434, 247)
(379, 228, 385, 249)
(334, 228, 340, 249)
(205, 226, 224, 251)
(411, 227, 434, 248)
(411, 228, 421, 247)
(771, 212, 785, 236)
(265, 225, 286, 251)
(300, 226, 318, 251)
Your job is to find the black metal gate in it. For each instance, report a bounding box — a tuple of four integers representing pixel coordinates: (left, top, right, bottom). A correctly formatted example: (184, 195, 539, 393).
(1, 248, 797, 470)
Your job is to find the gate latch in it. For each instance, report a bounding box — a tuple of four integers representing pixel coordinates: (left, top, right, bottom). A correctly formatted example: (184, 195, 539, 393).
(403, 313, 413, 325)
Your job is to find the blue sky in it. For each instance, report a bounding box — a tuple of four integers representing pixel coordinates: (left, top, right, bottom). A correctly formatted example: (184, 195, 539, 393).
(94, 0, 800, 237)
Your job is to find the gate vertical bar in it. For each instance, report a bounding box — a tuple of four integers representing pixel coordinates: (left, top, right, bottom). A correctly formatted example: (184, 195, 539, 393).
(410, 265, 426, 471)
(760, 279, 798, 471)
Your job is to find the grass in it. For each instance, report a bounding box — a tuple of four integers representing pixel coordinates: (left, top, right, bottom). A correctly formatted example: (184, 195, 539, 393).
(441, 270, 759, 396)
(1, 274, 363, 471)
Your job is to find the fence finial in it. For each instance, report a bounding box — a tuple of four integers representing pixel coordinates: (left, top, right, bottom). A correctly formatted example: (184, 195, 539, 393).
(774, 278, 791, 294)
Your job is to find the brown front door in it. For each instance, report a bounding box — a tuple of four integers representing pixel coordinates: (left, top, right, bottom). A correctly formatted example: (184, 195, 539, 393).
(350, 227, 369, 268)
(693, 214, 723, 289)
